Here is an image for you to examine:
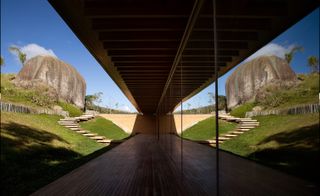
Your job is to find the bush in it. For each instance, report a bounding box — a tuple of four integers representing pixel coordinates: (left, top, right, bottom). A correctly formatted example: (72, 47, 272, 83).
(58, 102, 83, 117)
(230, 102, 255, 118)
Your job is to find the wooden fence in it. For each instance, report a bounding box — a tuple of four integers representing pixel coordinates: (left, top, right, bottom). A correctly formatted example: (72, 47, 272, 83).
(0, 101, 69, 117)
(245, 104, 319, 118)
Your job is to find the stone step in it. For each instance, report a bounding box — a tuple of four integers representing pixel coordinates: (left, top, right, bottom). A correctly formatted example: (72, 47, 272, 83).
(240, 122, 259, 125)
(226, 118, 241, 122)
(59, 118, 77, 121)
(238, 126, 256, 129)
(236, 128, 250, 131)
(218, 136, 231, 141)
(69, 127, 81, 131)
(83, 133, 98, 137)
(97, 139, 112, 143)
(76, 130, 90, 134)
(81, 115, 94, 118)
(90, 136, 105, 140)
(64, 125, 80, 128)
(223, 134, 238, 137)
(58, 122, 78, 125)
(231, 131, 244, 134)
(239, 120, 258, 122)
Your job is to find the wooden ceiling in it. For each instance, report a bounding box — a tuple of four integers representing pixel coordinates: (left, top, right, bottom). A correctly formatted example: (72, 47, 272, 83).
(49, 0, 318, 114)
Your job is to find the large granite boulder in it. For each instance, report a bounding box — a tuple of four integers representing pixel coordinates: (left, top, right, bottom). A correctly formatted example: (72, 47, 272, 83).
(14, 55, 86, 108)
(225, 55, 296, 108)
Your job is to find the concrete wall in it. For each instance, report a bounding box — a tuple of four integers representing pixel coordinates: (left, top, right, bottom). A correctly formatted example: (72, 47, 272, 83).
(173, 114, 212, 134)
(99, 113, 212, 135)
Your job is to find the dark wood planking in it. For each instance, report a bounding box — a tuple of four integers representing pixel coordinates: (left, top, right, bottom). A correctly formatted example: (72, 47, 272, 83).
(83, 0, 288, 18)
(92, 17, 271, 31)
(108, 49, 239, 56)
(32, 135, 319, 196)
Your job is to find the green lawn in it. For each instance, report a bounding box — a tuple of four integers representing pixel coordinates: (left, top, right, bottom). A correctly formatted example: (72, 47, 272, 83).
(221, 113, 319, 183)
(80, 117, 129, 140)
(0, 112, 106, 195)
(181, 117, 237, 140)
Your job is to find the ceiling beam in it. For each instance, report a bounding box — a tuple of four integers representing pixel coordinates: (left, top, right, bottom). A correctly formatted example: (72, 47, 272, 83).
(156, 0, 206, 113)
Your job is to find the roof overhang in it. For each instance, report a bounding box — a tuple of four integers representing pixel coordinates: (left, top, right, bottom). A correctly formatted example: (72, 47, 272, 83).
(49, 0, 319, 114)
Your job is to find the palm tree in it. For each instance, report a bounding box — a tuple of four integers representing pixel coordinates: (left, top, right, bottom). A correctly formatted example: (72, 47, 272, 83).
(307, 56, 319, 73)
(285, 46, 304, 64)
(9, 46, 26, 65)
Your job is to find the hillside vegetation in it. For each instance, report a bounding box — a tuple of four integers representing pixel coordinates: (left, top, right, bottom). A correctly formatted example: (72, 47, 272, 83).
(1, 73, 83, 117)
(230, 73, 319, 117)
(0, 112, 105, 195)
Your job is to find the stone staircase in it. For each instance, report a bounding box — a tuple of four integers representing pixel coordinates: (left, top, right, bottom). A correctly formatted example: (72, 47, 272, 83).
(195, 114, 259, 146)
(58, 114, 116, 145)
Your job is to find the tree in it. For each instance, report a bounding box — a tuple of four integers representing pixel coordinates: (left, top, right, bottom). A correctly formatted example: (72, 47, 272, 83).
(0, 56, 4, 66)
(307, 56, 319, 73)
(208, 93, 227, 112)
(9, 46, 26, 65)
(284, 46, 303, 64)
(85, 92, 103, 110)
(187, 103, 191, 110)
(207, 92, 214, 105)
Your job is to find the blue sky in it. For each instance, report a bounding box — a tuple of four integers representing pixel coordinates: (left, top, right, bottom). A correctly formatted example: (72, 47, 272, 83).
(1, 1, 319, 111)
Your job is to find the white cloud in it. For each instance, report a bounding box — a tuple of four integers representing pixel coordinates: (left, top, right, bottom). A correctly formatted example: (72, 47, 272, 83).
(244, 43, 296, 62)
(119, 105, 132, 112)
(10, 43, 57, 61)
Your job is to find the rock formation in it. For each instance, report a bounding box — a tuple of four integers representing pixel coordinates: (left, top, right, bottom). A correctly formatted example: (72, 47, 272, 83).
(14, 55, 86, 108)
(225, 55, 296, 108)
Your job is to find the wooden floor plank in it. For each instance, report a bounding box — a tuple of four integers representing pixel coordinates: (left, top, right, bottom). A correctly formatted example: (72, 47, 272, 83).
(32, 134, 318, 196)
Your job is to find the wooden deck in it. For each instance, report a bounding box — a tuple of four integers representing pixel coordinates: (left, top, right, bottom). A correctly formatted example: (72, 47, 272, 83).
(32, 134, 318, 196)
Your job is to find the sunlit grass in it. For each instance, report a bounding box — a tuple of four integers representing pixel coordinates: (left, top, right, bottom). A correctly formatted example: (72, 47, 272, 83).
(221, 113, 319, 182)
(80, 117, 129, 140)
(181, 117, 237, 140)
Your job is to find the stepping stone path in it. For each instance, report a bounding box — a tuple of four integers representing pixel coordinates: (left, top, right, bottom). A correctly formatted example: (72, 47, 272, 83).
(195, 114, 259, 146)
(58, 114, 122, 145)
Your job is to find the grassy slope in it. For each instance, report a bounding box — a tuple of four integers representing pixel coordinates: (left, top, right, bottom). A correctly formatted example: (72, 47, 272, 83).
(1, 74, 42, 108)
(0, 112, 104, 195)
(230, 103, 255, 118)
(221, 113, 319, 182)
(182, 117, 237, 140)
(58, 101, 83, 117)
(230, 73, 319, 118)
(1, 73, 83, 117)
(276, 73, 319, 108)
(80, 117, 129, 140)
